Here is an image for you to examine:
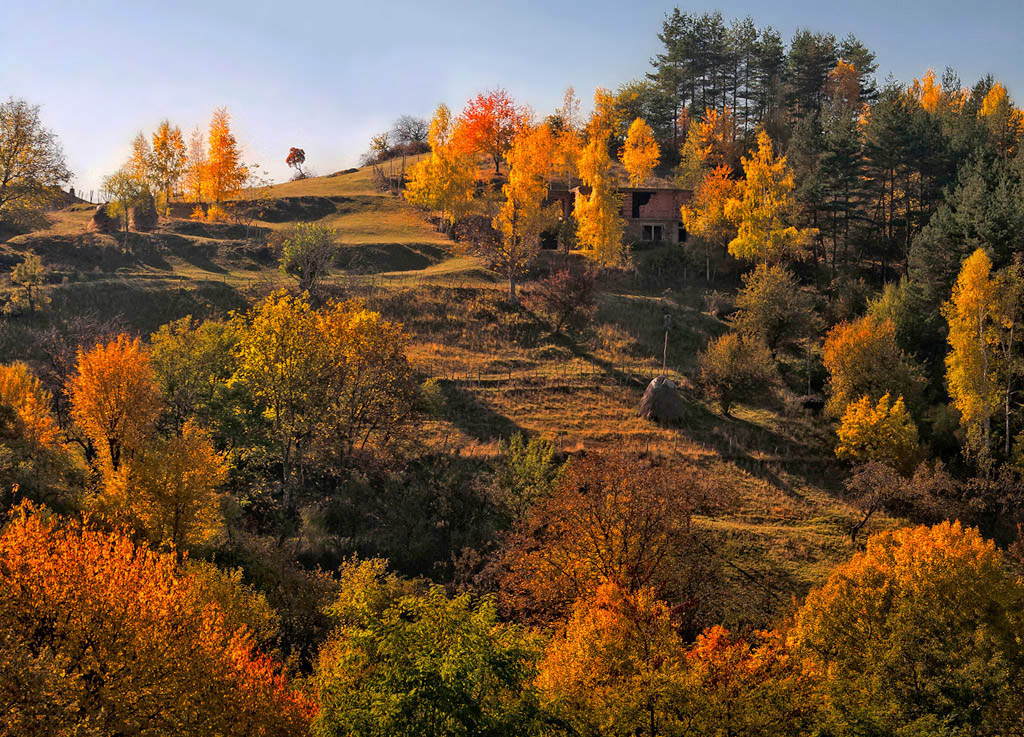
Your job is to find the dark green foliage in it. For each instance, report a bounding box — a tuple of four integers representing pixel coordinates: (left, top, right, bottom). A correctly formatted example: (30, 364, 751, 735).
(731, 263, 818, 352)
(492, 433, 562, 522)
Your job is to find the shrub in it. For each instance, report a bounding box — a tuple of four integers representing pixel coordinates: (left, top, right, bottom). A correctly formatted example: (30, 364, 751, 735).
(530, 266, 596, 334)
(698, 332, 776, 415)
(731, 263, 817, 351)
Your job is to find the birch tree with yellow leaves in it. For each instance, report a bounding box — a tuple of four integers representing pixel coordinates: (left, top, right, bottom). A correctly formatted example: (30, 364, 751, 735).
(151, 119, 187, 214)
(404, 104, 476, 229)
(942, 248, 1024, 463)
(725, 130, 817, 265)
(620, 118, 660, 187)
(575, 91, 626, 266)
(490, 122, 556, 302)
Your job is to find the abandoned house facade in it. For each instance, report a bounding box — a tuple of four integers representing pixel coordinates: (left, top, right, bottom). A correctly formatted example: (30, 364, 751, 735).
(545, 180, 693, 247)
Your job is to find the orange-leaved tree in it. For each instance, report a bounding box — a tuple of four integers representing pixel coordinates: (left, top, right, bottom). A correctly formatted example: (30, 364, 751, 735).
(681, 163, 738, 281)
(500, 453, 707, 627)
(207, 107, 247, 204)
(538, 582, 686, 737)
(822, 315, 922, 419)
(0, 362, 61, 453)
(68, 334, 163, 482)
(454, 88, 525, 173)
(0, 503, 313, 736)
(683, 625, 814, 736)
(677, 106, 742, 186)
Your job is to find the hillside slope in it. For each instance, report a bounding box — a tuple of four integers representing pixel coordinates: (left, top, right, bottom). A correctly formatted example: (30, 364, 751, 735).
(0, 162, 878, 628)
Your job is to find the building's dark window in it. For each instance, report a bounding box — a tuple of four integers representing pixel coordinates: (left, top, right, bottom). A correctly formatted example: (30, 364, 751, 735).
(631, 191, 652, 218)
(678, 222, 687, 243)
(642, 224, 663, 241)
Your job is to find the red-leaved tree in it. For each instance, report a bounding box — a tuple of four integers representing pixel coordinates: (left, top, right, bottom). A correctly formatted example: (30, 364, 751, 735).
(286, 147, 306, 178)
(455, 89, 525, 173)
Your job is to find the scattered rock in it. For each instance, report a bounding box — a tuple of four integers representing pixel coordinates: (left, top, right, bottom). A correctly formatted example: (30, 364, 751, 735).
(796, 394, 826, 414)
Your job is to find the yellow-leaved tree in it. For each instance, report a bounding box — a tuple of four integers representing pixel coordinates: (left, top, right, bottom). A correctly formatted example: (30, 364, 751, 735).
(184, 126, 208, 207)
(576, 91, 625, 266)
(404, 103, 476, 229)
(620, 118, 659, 187)
(132, 421, 227, 560)
(793, 521, 1024, 736)
(151, 119, 187, 214)
(232, 292, 414, 499)
(681, 164, 738, 281)
(942, 248, 1003, 462)
(552, 86, 583, 186)
(725, 130, 816, 264)
(835, 392, 920, 473)
(490, 122, 556, 302)
(978, 81, 1024, 156)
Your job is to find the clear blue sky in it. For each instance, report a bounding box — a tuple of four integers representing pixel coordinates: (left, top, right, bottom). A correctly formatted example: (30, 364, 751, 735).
(1, 0, 1021, 195)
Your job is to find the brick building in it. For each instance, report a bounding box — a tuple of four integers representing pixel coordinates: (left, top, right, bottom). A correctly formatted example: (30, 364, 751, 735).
(546, 176, 693, 248)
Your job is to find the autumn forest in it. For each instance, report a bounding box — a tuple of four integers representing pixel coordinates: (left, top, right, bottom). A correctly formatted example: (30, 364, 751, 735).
(3, 5, 1024, 737)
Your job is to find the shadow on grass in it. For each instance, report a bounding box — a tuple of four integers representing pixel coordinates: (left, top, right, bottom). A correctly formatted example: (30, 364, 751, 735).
(158, 233, 229, 274)
(337, 242, 446, 274)
(48, 279, 247, 335)
(437, 379, 523, 442)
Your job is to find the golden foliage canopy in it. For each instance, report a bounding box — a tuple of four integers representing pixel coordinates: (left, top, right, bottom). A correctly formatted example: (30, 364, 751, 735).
(793, 521, 1024, 735)
(822, 315, 921, 419)
(620, 117, 660, 187)
(835, 392, 920, 473)
(405, 104, 476, 226)
(68, 334, 163, 477)
(724, 131, 816, 264)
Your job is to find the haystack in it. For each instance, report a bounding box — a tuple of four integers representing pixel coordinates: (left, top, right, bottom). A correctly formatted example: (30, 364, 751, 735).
(88, 204, 118, 234)
(130, 193, 158, 231)
(638, 375, 685, 423)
